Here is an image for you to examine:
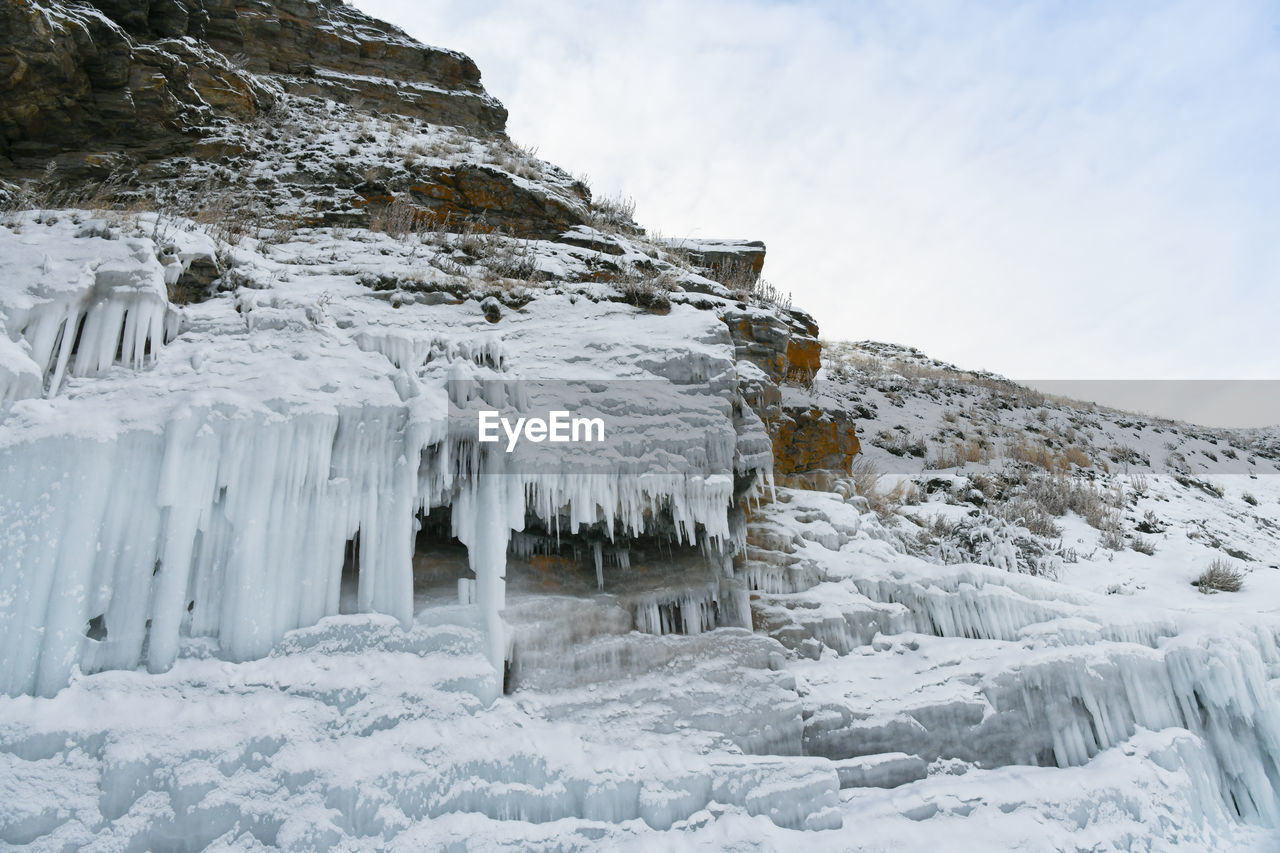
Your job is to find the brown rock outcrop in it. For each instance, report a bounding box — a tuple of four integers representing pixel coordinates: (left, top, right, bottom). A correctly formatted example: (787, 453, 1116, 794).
(724, 306, 792, 381)
(1, 0, 505, 174)
(722, 304, 823, 385)
(784, 309, 821, 378)
(667, 238, 766, 280)
(406, 164, 587, 239)
(771, 405, 861, 477)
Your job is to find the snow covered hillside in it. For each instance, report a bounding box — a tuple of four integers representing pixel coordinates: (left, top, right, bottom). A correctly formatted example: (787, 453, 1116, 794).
(1, 1, 1278, 850)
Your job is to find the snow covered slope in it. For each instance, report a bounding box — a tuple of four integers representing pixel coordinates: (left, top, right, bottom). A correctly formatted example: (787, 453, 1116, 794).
(0, 208, 785, 695)
(2, 2, 1278, 849)
(3, 487, 1277, 850)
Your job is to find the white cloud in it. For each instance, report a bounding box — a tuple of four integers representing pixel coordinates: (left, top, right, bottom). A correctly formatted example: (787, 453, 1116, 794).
(355, 0, 1280, 392)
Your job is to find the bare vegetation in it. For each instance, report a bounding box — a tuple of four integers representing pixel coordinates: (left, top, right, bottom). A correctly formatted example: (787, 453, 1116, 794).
(1194, 559, 1244, 593)
(716, 258, 792, 311)
(588, 192, 637, 233)
(615, 265, 675, 312)
(367, 195, 419, 239)
(872, 429, 928, 459)
(1130, 535, 1157, 556)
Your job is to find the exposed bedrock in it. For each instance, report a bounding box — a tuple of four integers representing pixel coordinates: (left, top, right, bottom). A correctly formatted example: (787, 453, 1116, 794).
(772, 405, 861, 481)
(1, 0, 505, 173)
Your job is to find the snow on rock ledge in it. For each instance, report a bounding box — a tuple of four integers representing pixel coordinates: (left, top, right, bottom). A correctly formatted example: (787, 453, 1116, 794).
(0, 214, 204, 404)
(746, 486, 1280, 832)
(0, 214, 769, 696)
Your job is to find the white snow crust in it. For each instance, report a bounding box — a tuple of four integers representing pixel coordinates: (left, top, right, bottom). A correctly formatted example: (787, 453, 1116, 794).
(2, 213, 1278, 851)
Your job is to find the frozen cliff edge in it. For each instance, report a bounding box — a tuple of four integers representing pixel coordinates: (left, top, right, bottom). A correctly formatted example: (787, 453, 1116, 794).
(0, 212, 776, 696)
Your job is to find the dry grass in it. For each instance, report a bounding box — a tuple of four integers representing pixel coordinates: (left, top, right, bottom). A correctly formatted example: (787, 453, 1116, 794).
(1006, 439, 1092, 474)
(1098, 512, 1126, 550)
(482, 139, 544, 181)
(588, 192, 637, 232)
(1020, 471, 1120, 530)
(615, 266, 675, 312)
(850, 456, 917, 519)
(367, 195, 419, 239)
(927, 438, 994, 469)
(1194, 558, 1244, 593)
(994, 496, 1062, 538)
(850, 456, 883, 501)
(714, 258, 792, 310)
(1062, 446, 1091, 468)
(1130, 535, 1157, 556)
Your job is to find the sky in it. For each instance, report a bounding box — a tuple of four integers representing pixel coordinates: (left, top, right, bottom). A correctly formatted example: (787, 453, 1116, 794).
(353, 0, 1280, 426)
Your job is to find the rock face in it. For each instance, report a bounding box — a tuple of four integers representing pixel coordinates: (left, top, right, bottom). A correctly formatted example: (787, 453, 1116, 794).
(724, 305, 793, 381)
(724, 301, 858, 481)
(666, 238, 767, 279)
(1, 0, 856, 490)
(784, 309, 821, 377)
(1, 0, 504, 174)
(672, 243, 851, 480)
(0, 0, 595, 238)
(772, 405, 861, 479)
(405, 164, 588, 239)
(2, 2, 258, 169)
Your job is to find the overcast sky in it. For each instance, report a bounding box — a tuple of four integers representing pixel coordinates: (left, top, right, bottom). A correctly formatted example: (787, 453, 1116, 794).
(353, 1, 1280, 426)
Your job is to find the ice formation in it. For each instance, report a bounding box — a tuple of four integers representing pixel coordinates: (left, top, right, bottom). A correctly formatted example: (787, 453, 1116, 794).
(746, 487, 1280, 839)
(0, 219, 191, 406)
(5, 1, 1278, 846)
(0, 214, 767, 695)
(2, 219, 1278, 849)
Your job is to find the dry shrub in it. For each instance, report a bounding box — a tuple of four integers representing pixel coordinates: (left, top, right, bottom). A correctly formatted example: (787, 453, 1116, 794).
(852, 456, 893, 518)
(1130, 535, 1157, 556)
(927, 439, 992, 469)
(368, 196, 418, 239)
(995, 496, 1061, 538)
(1063, 446, 1091, 468)
(1098, 512, 1126, 551)
(589, 192, 636, 231)
(1010, 440, 1058, 472)
(850, 455, 883, 499)
(1194, 559, 1244, 593)
(885, 479, 921, 507)
(1007, 440, 1092, 474)
(785, 364, 816, 389)
(848, 458, 916, 520)
(1022, 472, 1111, 528)
(481, 235, 538, 282)
(927, 444, 963, 470)
(713, 258, 792, 311)
(616, 267, 674, 312)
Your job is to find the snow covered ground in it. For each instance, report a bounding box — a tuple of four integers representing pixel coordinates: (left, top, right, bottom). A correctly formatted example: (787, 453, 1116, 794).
(3, 491, 1277, 850)
(2, 211, 1278, 850)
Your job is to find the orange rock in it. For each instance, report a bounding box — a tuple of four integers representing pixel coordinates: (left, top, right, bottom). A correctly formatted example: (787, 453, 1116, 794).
(785, 336, 822, 375)
(771, 405, 860, 476)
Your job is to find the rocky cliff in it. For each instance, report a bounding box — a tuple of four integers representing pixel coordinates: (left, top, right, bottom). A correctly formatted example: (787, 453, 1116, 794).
(0, 0, 857, 702)
(2, 0, 503, 169)
(1, 0, 588, 236)
(3, 6, 1279, 852)
(2, 0, 855, 478)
